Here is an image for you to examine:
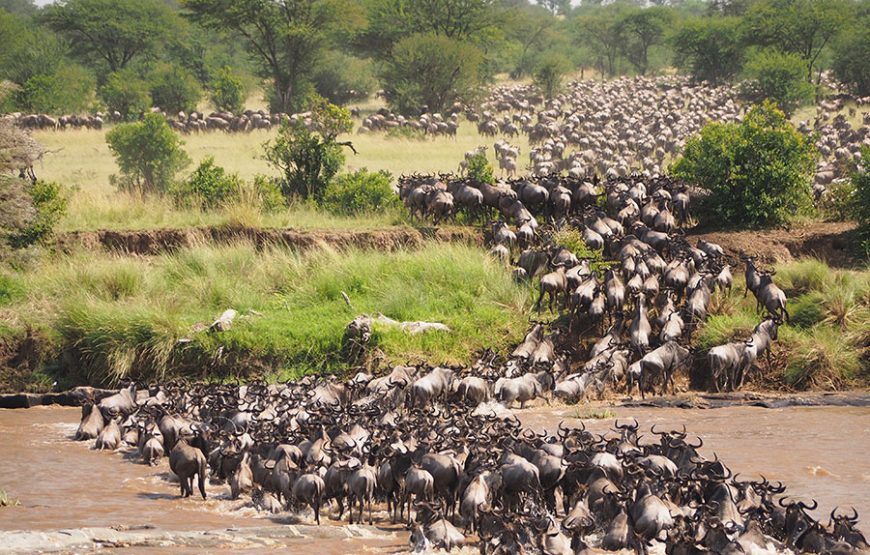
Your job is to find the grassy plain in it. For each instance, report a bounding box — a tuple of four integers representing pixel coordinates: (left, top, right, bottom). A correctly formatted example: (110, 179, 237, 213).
(32, 117, 531, 233)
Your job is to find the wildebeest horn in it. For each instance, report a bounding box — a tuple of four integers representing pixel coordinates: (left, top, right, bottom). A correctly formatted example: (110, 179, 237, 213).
(800, 499, 818, 511)
(689, 436, 703, 448)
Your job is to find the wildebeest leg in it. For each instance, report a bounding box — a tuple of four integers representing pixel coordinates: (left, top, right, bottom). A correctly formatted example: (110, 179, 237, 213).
(197, 470, 207, 499)
(314, 499, 321, 525)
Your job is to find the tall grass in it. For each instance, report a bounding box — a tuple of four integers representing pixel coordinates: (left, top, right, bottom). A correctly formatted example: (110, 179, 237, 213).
(2, 241, 530, 385)
(698, 258, 869, 390)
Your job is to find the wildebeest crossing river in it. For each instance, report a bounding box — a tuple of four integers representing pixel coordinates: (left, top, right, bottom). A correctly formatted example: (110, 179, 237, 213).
(0, 403, 867, 553)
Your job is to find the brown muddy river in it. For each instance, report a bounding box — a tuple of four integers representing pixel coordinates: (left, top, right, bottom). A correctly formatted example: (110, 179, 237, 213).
(0, 404, 867, 552)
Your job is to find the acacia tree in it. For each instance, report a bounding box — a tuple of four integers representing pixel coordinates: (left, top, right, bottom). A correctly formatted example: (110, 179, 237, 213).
(574, 7, 625, 77)
(182, 0, 353, 113)
(617, 7, 672, 76)
(670, 16, 745, 84)
(42, 0, 178, 73)
(742, 0, 852, 81)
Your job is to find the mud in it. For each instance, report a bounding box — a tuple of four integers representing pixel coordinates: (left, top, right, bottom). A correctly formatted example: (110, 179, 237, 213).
(686, 221, 861, 267)
(54, 225, 482, 256)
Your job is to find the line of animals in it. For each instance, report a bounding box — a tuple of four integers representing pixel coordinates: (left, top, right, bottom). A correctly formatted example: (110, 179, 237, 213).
(73, 378, 867, 554)
(400, 170, 788, 398)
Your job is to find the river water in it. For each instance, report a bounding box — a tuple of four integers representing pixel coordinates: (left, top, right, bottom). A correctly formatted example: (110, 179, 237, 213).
(0, 404, 867, 552)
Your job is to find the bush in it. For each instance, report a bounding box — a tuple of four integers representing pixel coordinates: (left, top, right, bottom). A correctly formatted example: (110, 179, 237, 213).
(100, 69, 151, 120)
(263, 97, 352, 201)
(210, 66, 245, 114)
(740, 49, 815, 115)
(148, 62, 202, 115)
(106, 113, 191, 195)
(533, 53, 572, 100)
(171, 156, 241, 210)
(7, 180, 67, 249)
(832, 23, 870, 97)
(467, 153, 495, 186)
(20, 65, 94, 114)
(672, 101, 816, 228)
(322, 169, 397, 215)
(819, 179, 855, 221)
(380, 33, 483, 115)
(312, 52, 377, 106)
(249, 175, 286, 212)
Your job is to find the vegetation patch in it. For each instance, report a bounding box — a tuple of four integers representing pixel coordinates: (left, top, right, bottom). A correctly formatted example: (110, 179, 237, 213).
(0, 241, 529, 387)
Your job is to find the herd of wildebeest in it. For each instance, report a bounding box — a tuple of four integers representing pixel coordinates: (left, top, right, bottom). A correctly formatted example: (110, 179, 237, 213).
(68, 173, 867, 553)
(50, 75, 870, 553)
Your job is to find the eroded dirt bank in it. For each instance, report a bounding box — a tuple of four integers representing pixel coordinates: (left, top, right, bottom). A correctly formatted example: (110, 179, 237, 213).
(54, 225, 481, 255)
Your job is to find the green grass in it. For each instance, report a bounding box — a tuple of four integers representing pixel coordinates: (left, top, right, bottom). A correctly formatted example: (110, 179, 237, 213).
(698, 258, 870, 390)
(0, 241, 530, 386)
(572, 407, 616, 420)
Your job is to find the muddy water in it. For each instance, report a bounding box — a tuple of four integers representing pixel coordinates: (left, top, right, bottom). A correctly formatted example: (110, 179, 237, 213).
(0, 405, 867, 551)
(521, 404, 870, 527)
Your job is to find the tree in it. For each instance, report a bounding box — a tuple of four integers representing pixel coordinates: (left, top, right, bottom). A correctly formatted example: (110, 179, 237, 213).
(42, 0, 178, 73)
(669, 16, 744, 84)
(672, 102, 816, 228)
(380, 33, 483, 115)
(311, 52, 377, 106)
(617, 6, 672, 76)
(183, 0, 352, 113)
(537, 0, 570, 16)
(741, 49, 814, 116)
(533, 53, 571, 99)
(742, 0, 852, 81)
(832, 24, 870, 97)
(99, 69, 151, 120)
(574, 8, 625, 77)
(106, 113, 191, 195)
(263, 97, 352, 201)
(148, 62, 202, 115)
(210, 66, 246, 114)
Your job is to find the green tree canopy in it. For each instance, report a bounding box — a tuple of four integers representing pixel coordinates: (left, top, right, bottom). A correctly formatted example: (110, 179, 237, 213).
(742, 0, 852, 81)
(148, 62, 202, 115)
(673, 102, 817, 228)
(617, 6, 672, 75)
(832, 22, 870, 97)
(183, 0, 357, 113)
(533, 53, 572, 99)
(42, 0, 179, 74)
(741, 48, 815, 115)
(669, 16, 744, 84)
(380, 33, 483, 115)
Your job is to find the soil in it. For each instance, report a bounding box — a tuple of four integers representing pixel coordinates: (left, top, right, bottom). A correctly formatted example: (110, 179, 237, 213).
(685, 221, 863, 268)
(54, 225, 482, 256)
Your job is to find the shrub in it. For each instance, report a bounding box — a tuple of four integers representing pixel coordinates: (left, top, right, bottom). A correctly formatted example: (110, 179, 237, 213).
(380, 33, 483, 115)
(533, 53, 572, 99)
(263, 97, 352, 201)
(672, 101, 816, 228)
(322, 169, 397, 216)
(7, 180, 67, 249)
(740, 49, 815, 115)
(250, 175, 286, 212)
(819, 179, 855, 221)
(148, 62, 202, 115)
(100, 69, 151, 120)
(20, 65, 95, 114)
(210, 66, 245, 114)
(106, 113, 191, 195)
(171, 156, 241, 210)
(467, 153, 495, 186)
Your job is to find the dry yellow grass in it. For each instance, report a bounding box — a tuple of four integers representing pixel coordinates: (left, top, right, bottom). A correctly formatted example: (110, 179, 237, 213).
(32, 115, 530, 232)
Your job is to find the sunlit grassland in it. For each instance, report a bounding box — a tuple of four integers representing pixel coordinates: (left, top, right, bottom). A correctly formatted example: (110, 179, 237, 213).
(32, 115, 530, 232)
(0, 241, 530, 386)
